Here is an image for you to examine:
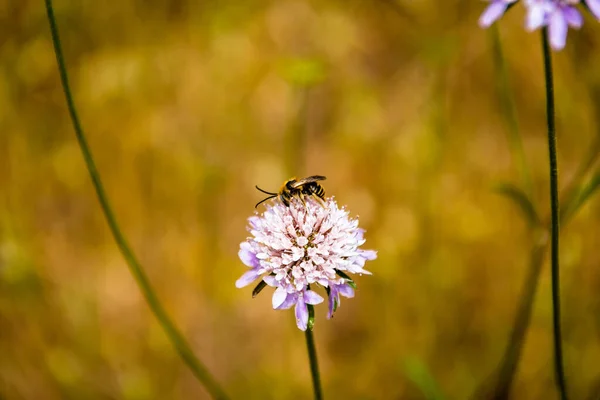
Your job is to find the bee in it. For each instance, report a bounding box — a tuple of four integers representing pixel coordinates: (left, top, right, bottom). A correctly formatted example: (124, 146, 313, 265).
(255, 175, 327, 208)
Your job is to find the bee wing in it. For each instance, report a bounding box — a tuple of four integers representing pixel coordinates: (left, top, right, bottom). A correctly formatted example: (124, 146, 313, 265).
(289, 175, 326, 188)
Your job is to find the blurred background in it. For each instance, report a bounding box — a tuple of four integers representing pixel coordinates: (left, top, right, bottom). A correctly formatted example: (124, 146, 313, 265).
(2, 0, 600, 399)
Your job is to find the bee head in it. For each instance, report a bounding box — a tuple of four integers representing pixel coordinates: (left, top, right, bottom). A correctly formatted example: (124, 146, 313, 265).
(284, 177, 297, 190)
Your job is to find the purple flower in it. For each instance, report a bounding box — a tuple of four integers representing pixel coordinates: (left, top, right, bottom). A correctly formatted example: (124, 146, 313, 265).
(236, 197, 376, 331)
(526, 0, 584, 50)
(479, 0, 600, 50)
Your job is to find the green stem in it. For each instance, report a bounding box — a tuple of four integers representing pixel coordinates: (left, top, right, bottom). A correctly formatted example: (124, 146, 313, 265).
(44, 1, 228, 398)
(305, 327, 323, 400)
(541, 28, 567, 400)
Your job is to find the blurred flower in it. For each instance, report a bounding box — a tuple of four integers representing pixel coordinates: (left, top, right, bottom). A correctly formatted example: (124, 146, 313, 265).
(479, 0, 518, 27)
(236, 197, 376, 331)
(479, 0, 600, 50)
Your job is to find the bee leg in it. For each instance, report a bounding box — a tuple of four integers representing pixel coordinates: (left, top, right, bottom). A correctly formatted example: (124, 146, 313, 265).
(299, 195, 307, 208)
(314, 196, 326, 207)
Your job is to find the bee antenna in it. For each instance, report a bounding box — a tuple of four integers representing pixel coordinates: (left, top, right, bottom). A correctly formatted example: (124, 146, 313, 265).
(255, 195, 276, 208)
(255, 185, 277, 195)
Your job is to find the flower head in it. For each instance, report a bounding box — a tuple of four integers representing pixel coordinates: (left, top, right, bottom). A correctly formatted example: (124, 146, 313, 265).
(236, 197, 376, 331)
(479, 0, 600, 50)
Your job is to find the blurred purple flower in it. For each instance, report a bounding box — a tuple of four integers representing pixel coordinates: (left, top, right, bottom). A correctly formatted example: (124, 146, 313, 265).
(236, 197, 376, 331)
(479, 0, 518, 27)
(479, 0, 600, 50)
(526, 0, 583, 49)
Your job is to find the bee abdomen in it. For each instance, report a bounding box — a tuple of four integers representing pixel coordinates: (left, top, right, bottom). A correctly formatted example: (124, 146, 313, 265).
(315, 185, 325, 198)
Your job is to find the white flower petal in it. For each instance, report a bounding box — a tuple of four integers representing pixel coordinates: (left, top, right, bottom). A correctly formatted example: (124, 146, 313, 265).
(479, 1, 508, 28)
(549, 10, 568, 50)
(272, 287, 288, 309)
(587, 0, 600, 20)
(235, 270, 261, 288)
(526, 3, 547, 31)
(304, 290, 324, 305)
(278, 293, 297, 310)
(263, 275, 278, 287)
(238, 242, 258, 267)
(361, 250, 378, 260)
(338, 284, 355, 298)
(295, 300, 308, 331)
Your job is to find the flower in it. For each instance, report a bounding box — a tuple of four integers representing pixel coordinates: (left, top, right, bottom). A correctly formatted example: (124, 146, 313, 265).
(236, 197, 376, 331)
(478, 0, 600, 50)
(526, 0, 584, 49)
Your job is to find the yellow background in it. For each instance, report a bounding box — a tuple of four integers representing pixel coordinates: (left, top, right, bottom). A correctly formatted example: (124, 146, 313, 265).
(2, 1, 600, 399)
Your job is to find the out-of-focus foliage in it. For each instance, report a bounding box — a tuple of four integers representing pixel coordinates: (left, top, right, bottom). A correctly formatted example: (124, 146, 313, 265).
(1, 0, 600, 399)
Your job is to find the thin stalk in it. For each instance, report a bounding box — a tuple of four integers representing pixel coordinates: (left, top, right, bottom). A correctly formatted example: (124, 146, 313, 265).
(541, 28, 567, 400)
(473, 33, 600, 398)
(44, 1, 228, 398)
(305, 328, 323, 400)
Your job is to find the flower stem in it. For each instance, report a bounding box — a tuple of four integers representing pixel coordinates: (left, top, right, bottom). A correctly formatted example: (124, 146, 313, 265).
(44, 1, 228, 398)
(305, 327, 323, 400)
(541, 28, 567, 400)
